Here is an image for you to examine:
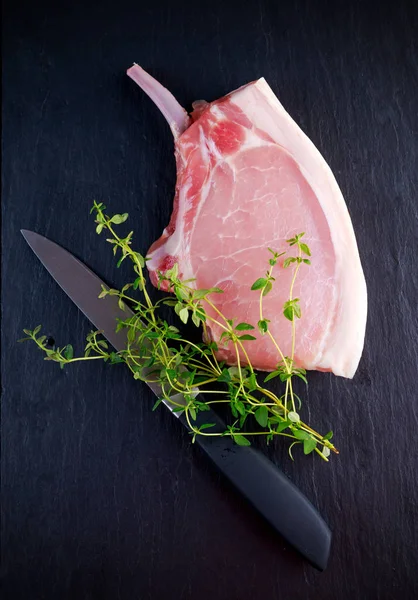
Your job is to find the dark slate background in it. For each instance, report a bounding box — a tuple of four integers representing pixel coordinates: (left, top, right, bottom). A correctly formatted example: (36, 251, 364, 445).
(2, 1, 418, 598)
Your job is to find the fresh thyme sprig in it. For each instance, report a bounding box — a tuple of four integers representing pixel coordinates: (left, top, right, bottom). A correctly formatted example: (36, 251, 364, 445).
(20, 202, 337, 461)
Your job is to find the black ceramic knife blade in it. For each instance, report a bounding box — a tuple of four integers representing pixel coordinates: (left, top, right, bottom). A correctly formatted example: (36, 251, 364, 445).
(21, 229, 332, 571)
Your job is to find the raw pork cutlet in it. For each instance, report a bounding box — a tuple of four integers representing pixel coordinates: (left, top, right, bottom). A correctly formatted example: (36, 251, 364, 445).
(127, 64, 367, 378)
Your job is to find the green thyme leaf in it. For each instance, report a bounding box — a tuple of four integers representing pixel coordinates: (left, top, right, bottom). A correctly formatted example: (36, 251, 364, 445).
(246, 372, 258, 391)
(293, 300, 301, 319)
(235, 401, 246, 416)
(64, 344, 73, 360)
(255, 406, 268, 428)
(293, 429, 309, 440)
(175, 286, 189, 301)
(179, 307, 189, 324)
(276, 420, 291, 433)
(98, 285, 109, 298)
(258, 319, 269, 334)
(152, 398, 163, 411)
(234, 435, 251, 447)
(283, 305, 293, 321)
(192, 312, 201, 327)
(251, 278, 267, 290)
(193, 289, 210, 300)
(110, 213, 129, 224)
(134, 252, 145, 267)
(110, 352, 124, 364)
(294, 371, 308, 384)
(283, 257, 297, 268)
(299, 242, 311, 256)
(264, 370, 280, 383)
(303, 437, 317, 454)
(217, 369, 231, 383)
(235, 322, 255, 331)
(262, 281, 273, 296)
(283, 299, 301, 321)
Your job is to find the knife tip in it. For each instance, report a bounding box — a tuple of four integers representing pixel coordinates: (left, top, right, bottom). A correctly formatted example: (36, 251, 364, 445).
(21, 229, 38, 242)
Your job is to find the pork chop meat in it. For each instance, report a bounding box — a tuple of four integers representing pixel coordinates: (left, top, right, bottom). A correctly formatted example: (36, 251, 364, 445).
(127, 65, 367, 378)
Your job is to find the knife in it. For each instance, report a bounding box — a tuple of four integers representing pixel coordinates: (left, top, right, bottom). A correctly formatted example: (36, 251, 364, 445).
(21, 229, 331, 571)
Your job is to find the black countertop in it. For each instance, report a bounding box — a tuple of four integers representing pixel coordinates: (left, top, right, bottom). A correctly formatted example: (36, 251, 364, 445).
(2, 1, 418, 598)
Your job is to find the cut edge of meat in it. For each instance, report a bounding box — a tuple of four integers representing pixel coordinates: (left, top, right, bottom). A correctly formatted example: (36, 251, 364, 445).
(228, 78, 367, 378)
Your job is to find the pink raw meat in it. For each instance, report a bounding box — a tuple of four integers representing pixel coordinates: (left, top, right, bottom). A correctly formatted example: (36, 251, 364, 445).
(127, 65, 367, 378)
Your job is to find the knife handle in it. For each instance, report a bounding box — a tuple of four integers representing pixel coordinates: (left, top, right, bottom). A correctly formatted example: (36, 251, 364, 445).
(179, 407, 331, 571)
